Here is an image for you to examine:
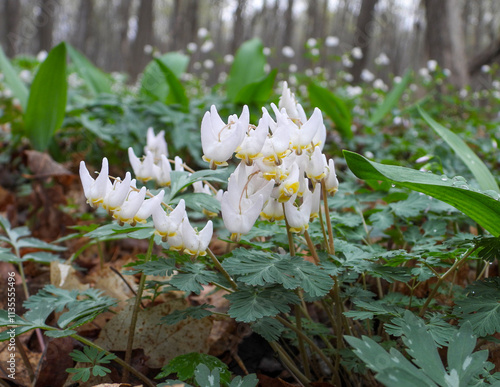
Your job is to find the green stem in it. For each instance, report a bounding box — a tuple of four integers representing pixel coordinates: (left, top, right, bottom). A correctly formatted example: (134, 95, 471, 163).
(282, 203, 296, 256)
(123, 235, 155, 382)
(71, 333, 155, 387)
(317, 206, 329, 251)
(294, 303, 311, 379)
(419, 246, 477, 317)
(304, 230, 320, 265)
(269, 341, 311, 386)
(276, 315, 336, 375)
(321, 181, 335, 255)
(206, 248, 238, 290)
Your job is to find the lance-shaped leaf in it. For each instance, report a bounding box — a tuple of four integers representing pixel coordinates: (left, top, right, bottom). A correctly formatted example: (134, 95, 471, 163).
(308, 82, 353, 139)
(24, 42, 68, 151)
(0, 45, 29, 110)
(153, 58, 189, 110)
(419, 107, 499, 193)
(226, 38, 266, 102)
(344, 150, 500, 236)
(66, 43, 111, 95)
(368, 70, 412, 126)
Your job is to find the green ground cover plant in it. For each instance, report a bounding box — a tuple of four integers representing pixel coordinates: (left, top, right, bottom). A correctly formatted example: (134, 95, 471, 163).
(1, 39, 500, 386)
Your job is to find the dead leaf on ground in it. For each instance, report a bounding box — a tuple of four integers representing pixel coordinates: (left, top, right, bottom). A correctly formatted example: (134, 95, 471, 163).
(34, 337, 75, 387)
(86, 264, 137, 302)
(24, 150, 75, 185)
(50, 261, 90, 291)
(257, 373, 297, 387)
(95, 300, 213, 368)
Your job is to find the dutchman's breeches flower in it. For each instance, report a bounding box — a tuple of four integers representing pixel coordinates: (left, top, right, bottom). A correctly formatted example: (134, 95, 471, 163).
(181, 218, 213, 256)
(290, 108, 322, 154)
(145, 127, 168, 159)
(128, 148, 159, 183)
(152, 199, 186, 241)
(306, 146, 328, 183)
(79, 158, 112, 207)
(112, 186, 147, 225)
(201, 105, 248, 169)
(134, 190, 165, 224)
(235, 115, 268, 166)
(102, 172, 133, 212)
(324, 159, 339, 195)
(284, 192, 313, 233)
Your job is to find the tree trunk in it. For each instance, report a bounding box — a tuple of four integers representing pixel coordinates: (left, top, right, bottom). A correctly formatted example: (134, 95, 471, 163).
(424, 0, 469, 87)
(129, 0, 154, 80)
(350, 0, 378, 84)
(231, 0, 247, 53)
(4, 0, 21, 57)
(37, 0, 57, 52)
(282, 0, 295, 48)
(72, 0, 93, 53)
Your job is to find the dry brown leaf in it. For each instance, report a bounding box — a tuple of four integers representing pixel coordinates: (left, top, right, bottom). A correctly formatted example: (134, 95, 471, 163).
(34, 337, 75, 387)
(86, 264, 137, 302)
(24, 150, 74, 181)
(50, 262, 89, 291)
(95, 301, 213, 368)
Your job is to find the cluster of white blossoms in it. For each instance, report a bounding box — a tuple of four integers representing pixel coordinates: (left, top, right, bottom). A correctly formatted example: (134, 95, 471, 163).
(79, 81, 338, 253)
(202, 81, 338, 241)
(79, 128, 212, 257)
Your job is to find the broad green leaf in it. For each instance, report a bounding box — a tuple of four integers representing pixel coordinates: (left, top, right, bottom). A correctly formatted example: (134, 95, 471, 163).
(447, 322, 488, 385)
(307, 82, 352, 139)
(225, 285, 300, 323)
(194, 364, 221, 387)
(141, 52, 189, 102)
(154, 58, 189, 110)
(66, 43, 111, 94)
(227, 38, 266, 101)
(369, 70, 412, 126)
(344, 150, 500, 236)
(234, 69, 278, 104)
(229, 374, 259, 387)
(419, 107, 499, 193)
(24, 42, 68, 151)
(169, 262, 220, 295)
(251, 317, 285, 341)
(0, 45, 29, 110)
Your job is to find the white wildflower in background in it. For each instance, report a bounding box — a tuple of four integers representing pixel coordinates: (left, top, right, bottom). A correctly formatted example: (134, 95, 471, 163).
(197, 27, 209, 39)
(263, 47, 271, 56)
(373, 79, 388, 91)
(374, 52, 390, 66)
(427, 59, 438, 71)
(282, 46, 295, 58)
(310, 48, 320, 56)
(186, 42, 198, 52)
(203, 59, 214, 69)
(200, 40, 214, 53)
(342, 55, 353, 68)
(224, 54, 234, 65)
(346, 86, 363, 98)
(351, 47, 363, 59)
(481, 65, 491, 73)
(307, 38, 317, 47)
(143, 44, 153, 54)
(289, 64, 297, 73)
(361, 69, 375, 83)
(36, 50, 48, 62)
(325, 36, 339, 47)
(443, 68, 451, 77)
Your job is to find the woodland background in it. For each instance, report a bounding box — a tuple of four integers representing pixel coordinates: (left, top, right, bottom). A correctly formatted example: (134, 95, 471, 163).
(1, 0, 500, 88)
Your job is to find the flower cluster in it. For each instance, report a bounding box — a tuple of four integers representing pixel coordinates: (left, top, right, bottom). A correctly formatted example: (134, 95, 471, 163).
(202, 81, 338, 241)
(79, 81, 338, 252)
(79, 128, 212, 257)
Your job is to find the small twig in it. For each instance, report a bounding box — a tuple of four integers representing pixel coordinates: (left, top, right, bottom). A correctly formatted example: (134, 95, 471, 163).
(268, 341, 310, 386)
(206, 248, 238, 290)
(109, 266, 146, 308)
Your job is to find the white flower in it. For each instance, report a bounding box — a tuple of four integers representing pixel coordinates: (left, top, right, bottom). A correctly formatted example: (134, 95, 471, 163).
(260, 196, 284, 221)
(374, 53, 390, 66)
(284, 194, 312, 233)
(36, 50, 48, 62)
(346, 85, 363, 98)
(260, 108, 292, 165)
(156, 155, 172, 186)
(102, 172, 133, 212)
(134, 190, 165, 223)
(235, 114, 268, 165)
(201, 105, 248, 168)
(361, 69, 375, 83)
(325, 36, 339, 47)
(221, 163, 274, 240)
(427, 59, 438, 71)
(224, 54, 234, 64)
(80, 158, 112, 208)
(182, 218, 213, 256)
(145, 127, 168, 159)
(200, 40, 214, 53)
(144, 44, 153, 54)
(351, 47, 363, 59)
(277, 162, 300, 202)
(308, 184, 321, 219)
(307, 38, 317, 47)
(197, 27, 209, 39)
(324, 159, 339, 195)
(278, 81, 301, 122)
(128, 148, 159, 182)
(373, 79, 387, 91)
(152, 199, 186, 240)
(342, 55, 353, 68)
(481, 65, 491, 73)
(289, 108, 323, 154)
(306, 147, 327, 182)
(282, 46, 295, 58)
(112, 187, 147, 225)
(187, 42, 197, 52)
(203, 59, 214, 69)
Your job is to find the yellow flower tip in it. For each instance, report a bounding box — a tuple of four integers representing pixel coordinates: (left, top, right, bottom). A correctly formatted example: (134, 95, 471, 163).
(169, 245, 183, 252)
(230, 233, 242, 242)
